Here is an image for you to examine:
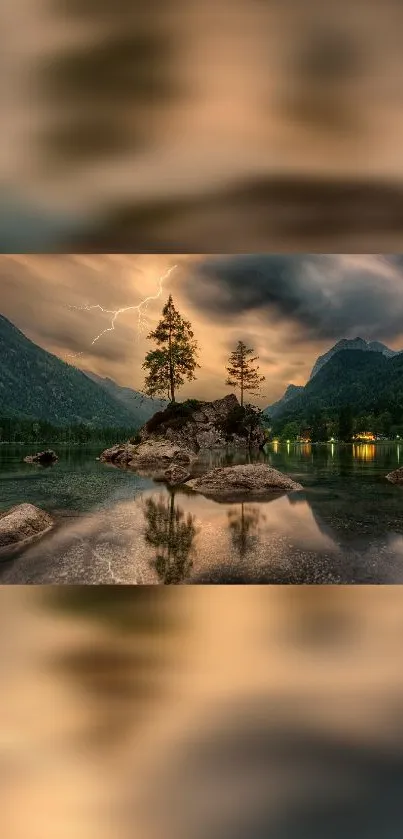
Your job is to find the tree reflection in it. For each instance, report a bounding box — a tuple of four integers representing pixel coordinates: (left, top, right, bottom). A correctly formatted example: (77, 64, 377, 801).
(227, 503, 265, 559)
(143, 490, 198, 584)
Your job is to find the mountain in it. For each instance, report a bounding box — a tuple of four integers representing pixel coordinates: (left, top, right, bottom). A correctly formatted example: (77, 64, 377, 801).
(266, 384, 304, 419)
(83, 371, 167, 426)
(309, 337, 399, 380)
(270, 349, 403, 427)
(0, 314, 157, 428)
(266, 337, 402, 419)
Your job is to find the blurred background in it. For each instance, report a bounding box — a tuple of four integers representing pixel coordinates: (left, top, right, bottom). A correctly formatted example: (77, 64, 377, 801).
(3, 0, 403, 251)
(3, 586, 403, 838)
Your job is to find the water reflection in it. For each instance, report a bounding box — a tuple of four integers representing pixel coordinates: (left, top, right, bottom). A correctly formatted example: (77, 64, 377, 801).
(268, 441, 402, 469)
(143, 490, 198, 584)
(353, 444, 376, 462)
(227, 504, 265, 559)
(337, 446, 354, 477)
(3, 443, 403, 584)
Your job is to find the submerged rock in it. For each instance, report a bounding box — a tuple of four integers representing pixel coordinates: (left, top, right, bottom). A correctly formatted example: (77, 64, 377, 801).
(0, 503, 53, 551)
(163, 464, 192, 486)
(24, 449, 58, 465)
(99, 443, 137, 465)
(386, 467, 403, 484)
(186, 464, 303, 501)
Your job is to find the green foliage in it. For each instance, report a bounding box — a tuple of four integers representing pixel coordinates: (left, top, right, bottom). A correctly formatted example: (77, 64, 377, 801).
(215, 405, 248, 440)
(279, 421, 301, 442)
(338, 406, 354, 442)
(310, 411, 329, 443)
(0, 314, 155, 428)
(0, 416, 137, 445)
(143, 296, 199, 402)
(145, 401, 196, 435)
(225, 341, 265, 407)
(184, 398, 203, 410)
(214, 403, 266, 444)
(271, 350, 403, 440)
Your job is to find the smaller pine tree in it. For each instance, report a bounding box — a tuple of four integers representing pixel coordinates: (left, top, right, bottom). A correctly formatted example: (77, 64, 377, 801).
(225, 341, 265, 407)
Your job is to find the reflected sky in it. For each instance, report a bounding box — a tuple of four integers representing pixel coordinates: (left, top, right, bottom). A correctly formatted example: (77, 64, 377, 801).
(2, 444, 403, 583)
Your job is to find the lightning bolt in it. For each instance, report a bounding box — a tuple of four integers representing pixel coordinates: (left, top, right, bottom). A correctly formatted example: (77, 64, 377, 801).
(65, 264, 177, 359)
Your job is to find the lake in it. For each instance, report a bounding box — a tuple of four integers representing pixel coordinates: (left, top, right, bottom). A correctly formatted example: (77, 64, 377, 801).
(1, 442, 403, 583)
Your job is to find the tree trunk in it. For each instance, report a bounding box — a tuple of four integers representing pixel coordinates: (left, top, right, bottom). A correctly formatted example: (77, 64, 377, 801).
(168, 321, 175, 402)
(240, 358, 244, 407)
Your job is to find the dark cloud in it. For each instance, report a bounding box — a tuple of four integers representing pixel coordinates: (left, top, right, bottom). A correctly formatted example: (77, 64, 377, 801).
(186, 255, 403, 342)
(2, 253, 403, 406)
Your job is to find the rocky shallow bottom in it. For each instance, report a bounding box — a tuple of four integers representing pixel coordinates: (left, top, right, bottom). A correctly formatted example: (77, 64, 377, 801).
(2, 480, 403, 584)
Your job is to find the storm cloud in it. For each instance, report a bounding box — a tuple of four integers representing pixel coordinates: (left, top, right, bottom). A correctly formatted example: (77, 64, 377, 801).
(187, 254, 403, 342)
(2, 253, 403, 406)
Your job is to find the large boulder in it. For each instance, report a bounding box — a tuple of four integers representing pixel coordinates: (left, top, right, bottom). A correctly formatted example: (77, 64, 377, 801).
(128, 440, 197, 468)
(100, 439, 197, 472)
(186, 464, 303, 501)
(0, 503, 53, 551)
(99, 443, 137, 465)
(24, 449, 58, 465)
(386, 467, 403, 484)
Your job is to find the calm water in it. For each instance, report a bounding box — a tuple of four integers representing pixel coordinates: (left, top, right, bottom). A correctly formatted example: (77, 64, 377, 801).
(1, 442, 403, 583)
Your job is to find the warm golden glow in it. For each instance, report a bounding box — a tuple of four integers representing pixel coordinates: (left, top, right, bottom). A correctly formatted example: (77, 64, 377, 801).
(353, 432, 376, 441)
(353, 444, 376, 461)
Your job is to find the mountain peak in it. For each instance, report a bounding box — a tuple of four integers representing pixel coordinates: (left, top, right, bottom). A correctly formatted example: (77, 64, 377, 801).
(265, 335, 402, 418)
(309, 337, 398, 380)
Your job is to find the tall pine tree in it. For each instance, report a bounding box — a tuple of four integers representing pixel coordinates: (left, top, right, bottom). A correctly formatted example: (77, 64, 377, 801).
(143, 295, 199, 402)
(225, 341, 265, 407)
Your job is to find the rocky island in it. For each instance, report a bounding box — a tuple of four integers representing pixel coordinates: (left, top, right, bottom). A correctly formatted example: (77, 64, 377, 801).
(100, 394, 266, 476)
(99, 395, 304, 497)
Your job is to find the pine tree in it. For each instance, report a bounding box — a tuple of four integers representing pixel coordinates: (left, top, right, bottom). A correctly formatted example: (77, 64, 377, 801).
(143, 295, 199, 402)
(225, 341, 265, 407)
